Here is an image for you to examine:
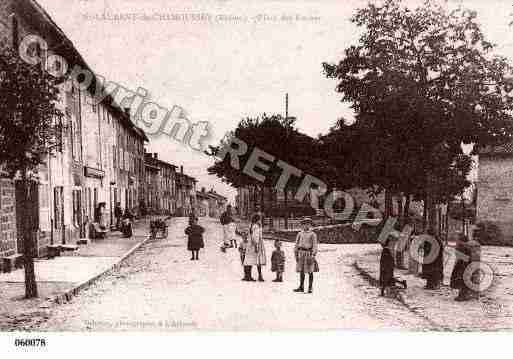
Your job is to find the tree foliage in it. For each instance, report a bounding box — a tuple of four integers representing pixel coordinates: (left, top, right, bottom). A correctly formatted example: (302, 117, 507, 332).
(0, 47, 63, 174)
(322, 0, 513, 206)
(0, 47, 64, 299)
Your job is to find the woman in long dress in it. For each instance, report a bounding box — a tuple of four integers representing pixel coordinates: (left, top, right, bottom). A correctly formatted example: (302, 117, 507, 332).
(243, 214, 266, 281)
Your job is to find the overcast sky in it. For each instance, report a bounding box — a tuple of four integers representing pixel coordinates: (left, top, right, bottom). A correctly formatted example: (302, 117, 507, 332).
(38, 0, 513, 202)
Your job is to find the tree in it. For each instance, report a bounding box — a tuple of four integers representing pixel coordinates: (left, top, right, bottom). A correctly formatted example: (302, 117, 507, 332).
(323, 0, 513, 233)
(207, 114, 323, 226)
(0, 47, 63, 298)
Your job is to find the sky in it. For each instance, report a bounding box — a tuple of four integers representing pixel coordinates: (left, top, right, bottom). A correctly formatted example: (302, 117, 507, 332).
(37, 0, 513, 203)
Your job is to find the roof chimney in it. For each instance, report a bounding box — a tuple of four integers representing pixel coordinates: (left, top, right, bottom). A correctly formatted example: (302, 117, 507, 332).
(180, 165, 183, 174)
(153, 153, 158, 159)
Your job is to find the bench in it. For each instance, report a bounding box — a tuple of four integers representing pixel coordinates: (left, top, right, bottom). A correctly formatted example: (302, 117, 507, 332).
(2, 254, 24, 273)
(89, 222, 108, 239)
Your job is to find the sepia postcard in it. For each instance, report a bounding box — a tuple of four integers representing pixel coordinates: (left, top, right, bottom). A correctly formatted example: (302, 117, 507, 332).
(1, 0, 513, 355)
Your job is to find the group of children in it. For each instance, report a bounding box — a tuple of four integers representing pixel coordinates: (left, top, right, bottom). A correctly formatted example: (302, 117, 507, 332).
(238, 236, 285, 282)
(184, 215, 319, 293)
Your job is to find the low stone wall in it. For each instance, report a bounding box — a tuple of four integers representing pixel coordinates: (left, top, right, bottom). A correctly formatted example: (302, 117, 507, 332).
(265, 223, 379, 244)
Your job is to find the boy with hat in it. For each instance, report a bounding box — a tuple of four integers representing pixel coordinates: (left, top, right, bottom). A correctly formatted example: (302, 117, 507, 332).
(294, 217, 319, 293)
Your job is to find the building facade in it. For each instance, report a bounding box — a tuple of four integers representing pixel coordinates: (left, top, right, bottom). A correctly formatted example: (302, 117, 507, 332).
(0, 0, 147, 262)
(197, 188, 227, 218)
(143, 153, 177, 215)
(477, 143, 513, 240)
(176, 168, 197, 216)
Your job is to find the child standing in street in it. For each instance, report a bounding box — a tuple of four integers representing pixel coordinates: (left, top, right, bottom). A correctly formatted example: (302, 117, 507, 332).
(239, 232, 255, 281)
(185, 217, 205, 261)
(271, 239, 285, 282)
(294, 218, 319, 294)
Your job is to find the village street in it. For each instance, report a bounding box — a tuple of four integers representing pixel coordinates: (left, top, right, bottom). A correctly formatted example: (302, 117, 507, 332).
(24, 217, 439, 331)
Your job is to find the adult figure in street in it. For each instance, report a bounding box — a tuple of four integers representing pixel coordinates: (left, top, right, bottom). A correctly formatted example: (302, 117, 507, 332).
(185, 216, 205, 260)
(220, 205, 236, 252)
(294, 217, 319, 293)
(450, 232, 473, 301)
(189, 208, 198, 226)
(421, 229, 444, 290)
(114, 202, 123, 230)
(379, 236, 407, 296)
(121, 207, 134, 238)
(244, 214, 266, 281)
(96, 202, 107, 229)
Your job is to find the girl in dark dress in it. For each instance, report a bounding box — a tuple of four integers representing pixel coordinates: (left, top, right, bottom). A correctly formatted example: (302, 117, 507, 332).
(185, 217, 205, 260)
(379, 236, 407, 296)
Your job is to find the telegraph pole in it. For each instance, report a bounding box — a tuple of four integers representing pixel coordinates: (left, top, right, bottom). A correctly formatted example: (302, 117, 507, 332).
(285, 93, 288, 119)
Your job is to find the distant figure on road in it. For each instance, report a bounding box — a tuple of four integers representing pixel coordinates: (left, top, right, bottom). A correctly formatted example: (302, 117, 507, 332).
(95, 202, 107, 229)
(220, 205, 236, 252)
(114, 202, 123, 230)
(271, 239, 285, 282)
(121, 208, 134, 238)
(189, 208, 198, 225)
(244, 214, 266, 281)
(185, 216, 205, 261)
(294, 218, 318, 294)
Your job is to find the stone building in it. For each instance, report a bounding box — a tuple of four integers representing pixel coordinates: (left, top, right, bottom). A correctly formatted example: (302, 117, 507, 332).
(176, 167, 197, 216)
(0, 0, 147, 263)
(197, 188, 228, 218)
(143, 152, 177, 215)
(476, 143, 513, 240)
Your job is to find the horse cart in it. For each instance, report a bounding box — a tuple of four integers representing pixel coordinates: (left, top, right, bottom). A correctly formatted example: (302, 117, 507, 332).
(149, 216, 171, 239)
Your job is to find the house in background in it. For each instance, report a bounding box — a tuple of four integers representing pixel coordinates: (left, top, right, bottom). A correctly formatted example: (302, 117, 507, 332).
(197, 188, 227, 218)
(176, 168, 197, 216)
(476, 143, 513, 240)
(143, 152, 177, 215)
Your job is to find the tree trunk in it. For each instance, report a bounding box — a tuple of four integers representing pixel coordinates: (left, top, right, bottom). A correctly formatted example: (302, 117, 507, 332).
(397, 195, 404, 228)
(422, 195, 428, 232)
(284, 189, 288, 229)
(403, 194, 411, 222)
(269, 188, 274, 230)
(22, 171, 38, 298)
(384, 189, 393, 219)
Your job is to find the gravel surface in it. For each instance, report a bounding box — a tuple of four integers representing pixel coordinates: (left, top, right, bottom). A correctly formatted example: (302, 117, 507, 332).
(3, 217, 482, 331)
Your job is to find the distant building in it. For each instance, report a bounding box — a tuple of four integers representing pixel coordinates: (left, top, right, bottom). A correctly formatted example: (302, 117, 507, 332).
(197, 188, 227, 218)
(143, 152, 177, 215)
(476, 143, 513, 239)
(176, 167, 197, 216)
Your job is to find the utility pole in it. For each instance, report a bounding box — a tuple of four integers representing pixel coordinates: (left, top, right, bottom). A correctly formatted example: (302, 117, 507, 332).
(283, 93, 289, 229)
(285, 93, 288, 119)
